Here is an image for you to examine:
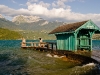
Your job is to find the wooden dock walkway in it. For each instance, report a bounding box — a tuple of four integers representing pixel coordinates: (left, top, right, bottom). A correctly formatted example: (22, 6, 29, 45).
(21, 41, 100, 65)
(21, 42, 57, 51)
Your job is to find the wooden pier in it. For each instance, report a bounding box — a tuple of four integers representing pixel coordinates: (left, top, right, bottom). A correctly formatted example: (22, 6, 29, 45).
(21, 42, 57, 51)
(21, 41, 100, 65)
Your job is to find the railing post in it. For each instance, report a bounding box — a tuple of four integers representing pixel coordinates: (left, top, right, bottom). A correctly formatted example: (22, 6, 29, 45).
(31, 42, 33, 47)
(51, 43, 53, 50)
(34, 43, 36, 47)
(47, 43, 49, 50)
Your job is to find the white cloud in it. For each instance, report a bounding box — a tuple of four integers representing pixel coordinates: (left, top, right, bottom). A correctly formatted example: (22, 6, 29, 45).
(52, 0, 66, 8)
(27, 3, 49, 16)
(39, 1, 50, 8)
(28, 0, 38, 2)
(0, 5, 30, 16)
(27, 0, 50, 8)
(0, 0, 100, 25)
(52, 0, 75, 8)
(12, 0, 17, 4)
(26, 3, 100, 25)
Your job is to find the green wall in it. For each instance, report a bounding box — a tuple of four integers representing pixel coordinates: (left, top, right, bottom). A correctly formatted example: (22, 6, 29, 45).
(54, 20, 100, 51)
(56, 33, 75, 51)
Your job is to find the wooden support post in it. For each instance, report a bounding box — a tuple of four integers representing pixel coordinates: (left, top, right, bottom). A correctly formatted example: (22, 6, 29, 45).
(51, 43, 53, 50)
(47, 43, 49, 50)
(54, 43, 57, 50)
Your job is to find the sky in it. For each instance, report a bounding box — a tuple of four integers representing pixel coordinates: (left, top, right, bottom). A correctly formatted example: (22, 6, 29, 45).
(0, 0, 100, 25)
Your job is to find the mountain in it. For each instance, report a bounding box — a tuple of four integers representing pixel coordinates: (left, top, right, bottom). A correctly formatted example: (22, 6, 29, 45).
(0, 18, 19, 30)
(0, 14, 65, 31)
(0, 14, 4, 18)
(16, 20, 64, 31)
(12, 15, 42, 24)
(11, 15, 65, 31)
(0, 14, 100, 40)
(0, 14, 65, 39)
(0, 14, 19, 30)
(0, 28, 21, 40)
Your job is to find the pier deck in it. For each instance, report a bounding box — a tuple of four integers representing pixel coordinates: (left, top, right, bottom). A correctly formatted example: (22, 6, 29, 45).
(21, 42, 57, 51)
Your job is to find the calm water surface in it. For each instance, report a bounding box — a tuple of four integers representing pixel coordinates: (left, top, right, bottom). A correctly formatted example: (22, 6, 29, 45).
(0, 40, 100, 75)
(0, 40, 99, 49)
(0, 40, 100, 62)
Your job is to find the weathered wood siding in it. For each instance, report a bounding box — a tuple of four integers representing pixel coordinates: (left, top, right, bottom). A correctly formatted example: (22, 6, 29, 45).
(56, 33, 75, 51)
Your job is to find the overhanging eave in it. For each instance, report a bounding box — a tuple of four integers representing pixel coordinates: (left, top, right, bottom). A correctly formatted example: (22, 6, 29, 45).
(52, 31, 75, 35)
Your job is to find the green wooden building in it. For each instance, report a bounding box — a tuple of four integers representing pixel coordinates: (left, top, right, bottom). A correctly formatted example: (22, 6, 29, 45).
(49, 20, 100, 51)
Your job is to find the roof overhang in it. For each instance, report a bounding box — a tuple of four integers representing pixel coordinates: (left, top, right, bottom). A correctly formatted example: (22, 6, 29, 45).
(52, 31, 75, 35)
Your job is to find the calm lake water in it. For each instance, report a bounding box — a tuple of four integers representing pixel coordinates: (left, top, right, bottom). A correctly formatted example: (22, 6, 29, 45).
(0, 40, 99, 50)
(0, 40, 100, 75)
(0, 40, 56, 49)
(0, 40, 100, 60)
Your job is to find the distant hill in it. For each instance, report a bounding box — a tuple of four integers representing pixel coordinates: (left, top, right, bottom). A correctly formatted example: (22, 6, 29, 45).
(0, 28, 22, 40)
(93, 34, 100, 40)
(0, 15, 65, 31)
(17, 30, 56, 40)
(0, 15, 65, 40)
(12, 15, 65, 31)
(12, 15, 42, 24)
(0, 18, 18, 30)
(0, 14, 100, 40)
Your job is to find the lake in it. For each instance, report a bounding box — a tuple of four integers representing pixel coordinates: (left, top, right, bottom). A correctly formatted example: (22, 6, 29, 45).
(0, 40, 99, 49)
(0, 40, 100, 75)
(0, 40, 100, 62)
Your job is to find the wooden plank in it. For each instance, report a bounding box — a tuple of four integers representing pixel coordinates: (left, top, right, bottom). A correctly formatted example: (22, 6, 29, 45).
(21, 42, 57, 51)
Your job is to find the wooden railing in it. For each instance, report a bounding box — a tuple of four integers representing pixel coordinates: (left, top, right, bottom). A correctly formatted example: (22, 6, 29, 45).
(21, 42, 57, 50)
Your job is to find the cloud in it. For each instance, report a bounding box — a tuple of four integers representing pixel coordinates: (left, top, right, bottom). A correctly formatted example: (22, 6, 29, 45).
(27, 3, 49, 15)
(12, 0, 17, 4)
(78, 0, 85, 2)
(0, 0, 100, 25)
(52, 0, 68, 8)
(28, 0, 38, 3)
(39, 1, 50, 8)
(0, 5, 30, 16)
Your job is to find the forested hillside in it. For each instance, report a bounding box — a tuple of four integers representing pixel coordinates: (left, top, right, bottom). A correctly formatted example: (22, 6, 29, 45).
(17, 30, 56, 40)
(0, 28, 22, 40)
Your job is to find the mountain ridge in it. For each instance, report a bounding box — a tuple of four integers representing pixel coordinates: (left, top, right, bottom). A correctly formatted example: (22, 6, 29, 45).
(0, 14, 65, 31)
(0, 14, 100, 40)
(12, 15, 42, 24)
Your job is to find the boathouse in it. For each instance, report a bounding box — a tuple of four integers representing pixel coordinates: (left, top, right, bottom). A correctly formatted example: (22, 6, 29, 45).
(49, 20, 100, 51)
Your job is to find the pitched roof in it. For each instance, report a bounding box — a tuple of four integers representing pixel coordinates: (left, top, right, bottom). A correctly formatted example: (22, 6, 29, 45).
(49, 20, 88, 34)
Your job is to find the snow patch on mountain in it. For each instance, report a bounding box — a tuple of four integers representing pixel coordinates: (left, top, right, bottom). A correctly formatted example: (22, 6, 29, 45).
(0, 14, 4, 18)
(41, 21, 49, 26)
(12, 15, 42, 24)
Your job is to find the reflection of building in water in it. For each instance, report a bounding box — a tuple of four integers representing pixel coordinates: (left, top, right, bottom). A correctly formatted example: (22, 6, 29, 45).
(21, 38, 26, 47)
